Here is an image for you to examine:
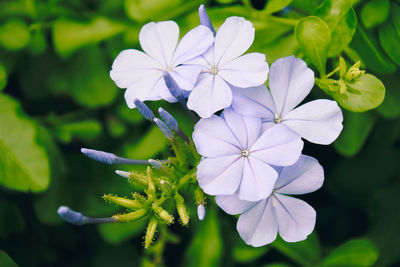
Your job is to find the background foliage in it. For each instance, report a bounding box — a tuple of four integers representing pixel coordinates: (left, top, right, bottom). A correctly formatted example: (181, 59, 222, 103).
(0, 0, 399, 266)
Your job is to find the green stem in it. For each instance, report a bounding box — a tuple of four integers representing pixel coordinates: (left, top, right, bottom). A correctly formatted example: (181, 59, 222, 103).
(325, 66, 340, 78)
(177, 169, 196, 189)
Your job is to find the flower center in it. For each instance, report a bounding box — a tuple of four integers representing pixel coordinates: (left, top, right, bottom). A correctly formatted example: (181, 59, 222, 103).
(241, 150, 250, 157)
(210, 66, 218, 75)
(274, 113, 282, 123)
(166, 66, 173, 72)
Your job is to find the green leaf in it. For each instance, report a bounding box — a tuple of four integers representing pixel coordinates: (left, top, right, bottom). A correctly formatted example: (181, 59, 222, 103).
(0, 250, 18, 267)
(334, 110, 375, 157)
(0, 19, 30, 50)
(262, 264, 291, 267)
(295, 16, 331, 76)
(0, 94, 50, 192)
(350, 25, 396, 74)
(378, 4, 400, 65)
(376, 75, 400, 118)
(52, 17, 125, 58)
(314, 0, 357, 56)
(67, 46, 119, 108)
(271, 233, 321, 266)
(53, 119, 102, 144)
(321, 238, 379, 267)
(233, 239, 269, 263)
(329, 74, 385, 112)
(361, 0, 389, 29)
(185, 207, 222, 267)
(264, 0, 293, 14)
(0, 196, 25, 239)
(0, 62, 6, 91)
(123, 125, 169, 159)
(97, 221, 146, 245)
(261, 34, 299, 64)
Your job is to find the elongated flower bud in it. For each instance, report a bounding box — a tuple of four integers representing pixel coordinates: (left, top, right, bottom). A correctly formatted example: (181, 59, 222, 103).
(154, 118, 173, 139)
(152, 204, 174, 224)
(103, 194, 143, 209)
(113, 209, 148, 222)
(57, 206, 115, 225)
(163, 72, 183, 102)
(197, 204, 206, 221)
(148, 159, 162, 169)
(81, 148, 149, 165)
(175, 193, 189, 225)
(198, 4, 216, 35)
(158, 107, 178, 131)
(133, 99, 155, 121)
(145, 217, 158, 249)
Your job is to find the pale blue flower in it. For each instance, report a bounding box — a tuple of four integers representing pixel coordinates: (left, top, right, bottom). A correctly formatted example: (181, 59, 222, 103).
(193, 108, 303, 201)
(232, 55, 343, 145)
(110, 21, 214, 108)
(216, 155, 324, 247)
(186, 15, 269, 118)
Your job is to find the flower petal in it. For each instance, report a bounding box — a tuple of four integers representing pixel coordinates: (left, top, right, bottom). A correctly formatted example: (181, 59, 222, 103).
(231, 85, 276, 119)
(269, 56, 314, 116)
(197, 156, 244, 196)
(274, 155, 324, 195)
(273, 194, 316, 242)
(187, 74, 233, 118)
(169, 65, 201, 91)
(250, 124, 303, 166)
(283, 99, 344, 145)
(218, 53, 269, 87)
(238, 157, 278, 201)
(215, 194, 256, 215)
(222, 108, 261, 149)
(193, 114, 241, 157)
(173, 25, 214, 65)
(214, 17, 255, 66)
(237, 198, 278, 247)
(139, 21, 179, 68)
(110, 49, 160, 88)
(124, 72, 163, 108)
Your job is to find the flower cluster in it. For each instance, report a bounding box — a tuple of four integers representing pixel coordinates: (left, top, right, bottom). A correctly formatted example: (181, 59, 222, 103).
(57, 5, 343, 249)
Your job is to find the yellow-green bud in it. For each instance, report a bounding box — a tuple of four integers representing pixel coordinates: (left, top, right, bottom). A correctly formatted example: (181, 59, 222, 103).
(152, 204, 174, 225)
(345, 61, 365, 81)
(112, 209, 148, 222)
(160, 179, 174, 196)
(339, 57, 347, 79)
(103, 194, 143, 209)
(127, 171, 149, 187)
(175, 193, 189, 226)
(144, 217, 158, 249)
(146, 167, 157, 200)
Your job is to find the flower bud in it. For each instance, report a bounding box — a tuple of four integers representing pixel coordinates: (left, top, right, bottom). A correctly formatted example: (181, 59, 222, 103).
(175, 193, 189, 225)
(112, 209, 148, 222)
(103, 194, 143, 209)
(144, 217, 158, 249)
(152, 204, 174, 225)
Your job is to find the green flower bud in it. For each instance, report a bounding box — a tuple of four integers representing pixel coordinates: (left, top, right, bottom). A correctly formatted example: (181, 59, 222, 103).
(103, 194, 143, 209)
(152, 203, 174, 225)
(144, 217, 158, 249)
(175, 193, 189, 226)
(113, 209, 148, 222)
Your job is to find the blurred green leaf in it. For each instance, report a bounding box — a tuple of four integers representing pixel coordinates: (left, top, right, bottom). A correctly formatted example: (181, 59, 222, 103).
(28, 28, 47, 55)
(52, 17, 125, 58)
(329, 74, 385, 112)
(378, 4, 400, 65)
(295, 16, 331, 76)
(106, 116, 127, 138)
(334, 110, 375, 157)
(314, 0, 357, 56)
(0, 94, 50, 192)
(117, 102, 144, 125)
(262, 264, 291, 267)
(97, 221, 146, 245)
(67, 46, 119, 108)
(264, 34, 299, 64)
(0, 250, 18, 267)
(53, 119, 102, 144)
(0, 196, 25, 239)
(233, 240, 269, 263)
(350, 25, 396, 74)
(361, 0, 389, 29)
(185, 207, 222, 267)
(376, 75, 400, 118)
(0, 19, 30, 50)
(321, 238, 379, 267)
(264, 0, 293, 14)
(271, 233, 321, 266)
(124, 125, 169, 159)
(290, 0, 324, 13)
(0, 62, 6, 91)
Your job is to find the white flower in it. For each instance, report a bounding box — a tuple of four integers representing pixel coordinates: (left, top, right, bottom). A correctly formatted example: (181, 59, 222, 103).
(186, 16, 269, 118)
(216, 155, 324, 247)
(110, 21, 214, 108)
